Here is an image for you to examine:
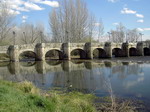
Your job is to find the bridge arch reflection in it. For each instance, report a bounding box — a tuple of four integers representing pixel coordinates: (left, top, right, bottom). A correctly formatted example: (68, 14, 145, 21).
(45, 49, 63, 60)
(0, 60, 145, 93)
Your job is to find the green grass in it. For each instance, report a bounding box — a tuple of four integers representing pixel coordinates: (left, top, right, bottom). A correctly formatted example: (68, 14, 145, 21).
(0, 80, 96, 112)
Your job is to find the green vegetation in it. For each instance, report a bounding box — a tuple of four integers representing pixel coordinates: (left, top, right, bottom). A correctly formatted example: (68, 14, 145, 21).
(0, 80, 96, 112)
(0, 80, 145, 112)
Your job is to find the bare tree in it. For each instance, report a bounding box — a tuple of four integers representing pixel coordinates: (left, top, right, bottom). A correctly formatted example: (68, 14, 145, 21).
(49, 0, 95, 43)
(111, 23, 126, 43)
(17, 23, 45, 44)
(97, 19, 104, 42)
(0, 2, 15, 45)
(127, 29, 140, 42)
(88, 14, 96, 42)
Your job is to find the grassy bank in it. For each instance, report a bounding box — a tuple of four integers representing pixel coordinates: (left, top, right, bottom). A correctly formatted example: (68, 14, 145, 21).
(0, 80, 96, 112)
(0, 80, 146, 112)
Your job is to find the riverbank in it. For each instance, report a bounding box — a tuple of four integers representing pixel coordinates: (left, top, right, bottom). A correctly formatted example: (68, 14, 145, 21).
(0, 80, 147, 112)
(0, 80, 96, 112)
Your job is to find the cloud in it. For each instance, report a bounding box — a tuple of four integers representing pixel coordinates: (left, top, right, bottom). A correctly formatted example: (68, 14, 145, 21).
(143, 28, 150, 31)
(137, 28, 150, 32)
(137, 28, 144, 32)
(121, 7, 144, 23)
(22, 20, 26, 23)
(113, 22, 119, 26)
(1, 0, 59, 15)
(29, 0, 59, 7)
(15, 7, 29, 12)
(41, 1, 59, 7)
(137, 19, 144, 23)
(22, 15, 28, 23)
(94, 23, 101, 26)
(24, 2, 44, 10)
(22, 15, 28, 20)
(8, 9, 20, 15)
(121, 8, 136, 14)
(108, 0, 119, 3)
(136, 13, 144, 18)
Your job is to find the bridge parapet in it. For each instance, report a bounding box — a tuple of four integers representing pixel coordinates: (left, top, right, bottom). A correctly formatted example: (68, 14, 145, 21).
(91, 43, 105, 47)
(18, 43, 36, 50)
(45, 43, 62, 48)
(70, 43, 85, 47)
(128, 43, 137, 48)
(111, 43, 122, 49)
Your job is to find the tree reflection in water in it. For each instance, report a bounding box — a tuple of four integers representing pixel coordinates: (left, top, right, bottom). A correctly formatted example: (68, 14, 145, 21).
(0, 60, 146, 97)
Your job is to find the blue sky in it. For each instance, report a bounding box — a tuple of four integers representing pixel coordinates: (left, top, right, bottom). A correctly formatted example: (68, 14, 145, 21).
(3, 0, 150, 40)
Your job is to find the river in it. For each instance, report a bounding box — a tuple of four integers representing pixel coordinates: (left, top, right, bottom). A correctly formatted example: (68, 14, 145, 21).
(0, 57, 150, 109)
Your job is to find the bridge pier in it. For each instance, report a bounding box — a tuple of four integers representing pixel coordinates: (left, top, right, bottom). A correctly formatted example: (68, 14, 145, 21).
(137, 42, 144, 56)
(122, 43, 130, 57)
(9, 45, 19, 62)
(8, 62, 20, 75)
(85, 43, 93, 59)
(104, 42, 112, 58)
(35, 61, 46, 74)
(36, 43, 45, 61)
(62, 43, 71, 60)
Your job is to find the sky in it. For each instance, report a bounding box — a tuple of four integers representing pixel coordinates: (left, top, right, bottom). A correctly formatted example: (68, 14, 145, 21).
(1, 0, 150, 40)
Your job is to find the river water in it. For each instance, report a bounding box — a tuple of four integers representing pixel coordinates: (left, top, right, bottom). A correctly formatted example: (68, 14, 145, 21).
(1, 58, 150, 108)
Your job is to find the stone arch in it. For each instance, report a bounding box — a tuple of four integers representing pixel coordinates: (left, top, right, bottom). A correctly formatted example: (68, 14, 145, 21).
(144, 47, 150, 56)
(70, 49, 86, 59)
(112, 48, 124, 57)
(129, 47, 138, 56)
(93, 48, 106, 58)
(45, 49, 63, 60)
(19, 51, 37, 61)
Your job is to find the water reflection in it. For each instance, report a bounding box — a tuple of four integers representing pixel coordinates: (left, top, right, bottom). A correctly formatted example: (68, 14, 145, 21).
(0, 60, 150, 101)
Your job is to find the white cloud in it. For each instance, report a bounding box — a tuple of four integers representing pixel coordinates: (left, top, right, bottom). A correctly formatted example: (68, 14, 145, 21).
(137, 28, 144, 32)
(143, 28, 150, 31)
(121, 7, 145, 23)
(5, 0, 24, 6)
(22, 20, 26, 23)
(1, 0, 59, 15)
(137, 28, 150, 32)
(136, 13, 144, 18)
(137, 19, 144, 23)
(24, 2, 44, 10)
(108, 0, 118, 3)
(22, 15, 28, 20)
(29, 0, 59, 7)
(15, 7, 29, 12)
(41, 1, 59, 7)
(8, 9, 20, 15)
(121, 8, 136, 14)
(113, 22, 119, 26)
(94, 23, 101, 26)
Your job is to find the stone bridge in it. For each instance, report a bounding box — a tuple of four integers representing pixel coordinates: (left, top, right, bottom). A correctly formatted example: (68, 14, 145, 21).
(0, 42, 150, 61)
